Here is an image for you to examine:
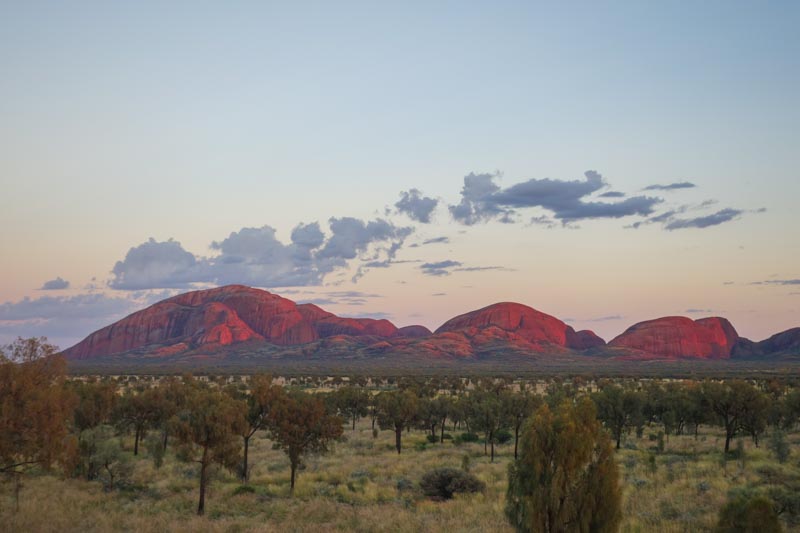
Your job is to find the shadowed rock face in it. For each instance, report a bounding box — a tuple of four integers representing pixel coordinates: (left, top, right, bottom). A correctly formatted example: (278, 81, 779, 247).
(396, 325, 433, 338)
(434, 302, 605, 351)
(609, 316, 739, 359)
(733, 327, 800, 358)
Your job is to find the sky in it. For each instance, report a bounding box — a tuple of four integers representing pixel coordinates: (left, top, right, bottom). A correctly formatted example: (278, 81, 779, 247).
(1, 1, 798, 350)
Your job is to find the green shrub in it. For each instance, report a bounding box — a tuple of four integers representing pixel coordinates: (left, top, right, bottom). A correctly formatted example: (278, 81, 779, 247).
(716, 490, 782, 533)
(455, 432, 480, 444)
(495, 429, 513, 445)
(768, 429, 790, 464)
(419, 467, 485, 500)
(426, 434, 439, 443)
(232, 485, 256, 496)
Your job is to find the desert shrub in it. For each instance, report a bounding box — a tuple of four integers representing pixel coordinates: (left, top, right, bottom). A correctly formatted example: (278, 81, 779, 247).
(716, 490, 782, 533)
(461, 454, 471, 472)
(426, 434, 438, 443)
(232, 485, 256, 496)
(396, 478, 414, 492)
(495, 429, 513, 445)
(768, 430, 790, 464)
(414, 441, 427, 452)
(145, 433, 165, 469)
(455, 432, 480, 444)
(420, 468, 485, 500)
(441, 433, 453, 441)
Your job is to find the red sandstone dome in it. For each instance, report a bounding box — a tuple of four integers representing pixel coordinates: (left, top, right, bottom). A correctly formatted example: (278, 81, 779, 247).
(63, 285, 404, 360)
(609, 316, 739, 359)
(434, 302, 605, 350)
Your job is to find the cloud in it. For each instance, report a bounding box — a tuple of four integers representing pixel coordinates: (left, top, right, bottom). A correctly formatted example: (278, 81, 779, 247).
(449, 170, 661, 225)
(395, 189, 439, 223)
(598, 191, 625, 198)
(109, 218, 413, 290)
(685, 308, 714, 314)
(664, 208, 744, 230)
(643, 181, 696, 191)
(0, 293, 139, 349)
(586, 315, 624, 322)
(422, 236, 449, 245)
(454, 266, 509, 272)
(753, 279, 800, 286)
(109, 238, 202, 290)
(420, 260, 462, 277)
(40, 277, 69, 290)
(432, 292, 447, 296)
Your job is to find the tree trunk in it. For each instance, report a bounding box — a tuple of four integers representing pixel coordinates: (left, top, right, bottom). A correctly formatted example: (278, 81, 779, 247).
(395, 426, 402, 454)
(724, 431, 732, 454)
(14, 471, 20, 513)
(491, 439, 495, 463)
(198, 444, 209, 515)
(162, 429, 168, 451)
(241, 436, 250, 483)
(352, 414, 357, 431)
(440, 421, 445, 443)
(134, 427, 141, 456)
(290, 461, 297, 496)
(616, 430, 621, 450)
(514, 424, 520, 459)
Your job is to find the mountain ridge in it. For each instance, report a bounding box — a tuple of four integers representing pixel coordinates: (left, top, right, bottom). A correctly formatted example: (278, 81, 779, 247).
(62, 284, 800, 363)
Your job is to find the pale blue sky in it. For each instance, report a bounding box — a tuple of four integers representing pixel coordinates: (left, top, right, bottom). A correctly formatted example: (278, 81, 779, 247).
(1, 1, 798, 348)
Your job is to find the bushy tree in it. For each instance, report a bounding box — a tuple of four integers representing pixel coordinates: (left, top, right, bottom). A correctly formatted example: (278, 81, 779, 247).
(506, 399, 621, 533)
(593, 384, 644, 449)
(332, 385, 370, 431)
(227, 374, 284, 483)
(376, 390, 419, 454)
(0, 337, 76, 510)
(268, 391, 343, 495)
(171, 381, 247, 515)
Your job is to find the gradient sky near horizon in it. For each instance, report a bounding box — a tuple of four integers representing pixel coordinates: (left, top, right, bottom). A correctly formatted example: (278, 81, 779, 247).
(1, 1, 798, 350)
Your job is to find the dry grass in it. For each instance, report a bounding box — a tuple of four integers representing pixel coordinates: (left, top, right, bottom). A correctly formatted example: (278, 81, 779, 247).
(2, 419, 799, 532)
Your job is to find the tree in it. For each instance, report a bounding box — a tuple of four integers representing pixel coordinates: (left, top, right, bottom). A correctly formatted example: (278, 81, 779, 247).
(469, 389, 506, 462)
(171, 381, 247, 515)
(114, 387, 166, 456)
(0, 338, 76, 511)
(332, 385, 370, 431)
(70, 379, 118, 433)
(702, 380, 764, 453)
(268, 391, 343, 495)
(233, 374, 283, 483)
(593, 384, 644, 449)
(377, 390, 419, 454)
(502, 388, 541, 459)
(506, 399, 621, 533)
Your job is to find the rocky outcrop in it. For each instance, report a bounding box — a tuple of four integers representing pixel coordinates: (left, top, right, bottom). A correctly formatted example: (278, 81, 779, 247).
(434, 302, 605, 351)
(732, 327, 800, 358)
(396, 325, 433, 338)
(609, 316, 739, 359)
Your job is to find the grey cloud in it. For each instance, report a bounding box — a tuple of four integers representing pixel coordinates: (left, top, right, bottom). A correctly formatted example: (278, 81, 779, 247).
(40, 277, 69, 290)
(454, 266, 508, 272)
(422, 236, 449, 245)
(420, 260, 462, 277)
(686, 308, 714, 313)
(664, 208, 743, 230)
(644, 181, 696, 191)
(754, 279, 800, 286)
(449, 170, 661, 225)
(395, 189, 439, 223)
(109, 239, 201, 290)
(598, 191, 625, 198)
(0, 293, 140, 349)
(110, 218, 413, 290)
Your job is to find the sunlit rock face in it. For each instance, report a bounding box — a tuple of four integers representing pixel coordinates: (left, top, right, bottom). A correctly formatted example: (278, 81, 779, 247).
(609, 316, 739, 359)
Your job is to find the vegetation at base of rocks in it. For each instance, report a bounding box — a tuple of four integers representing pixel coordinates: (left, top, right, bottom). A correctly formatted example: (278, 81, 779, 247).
(3, 337, 800, 531)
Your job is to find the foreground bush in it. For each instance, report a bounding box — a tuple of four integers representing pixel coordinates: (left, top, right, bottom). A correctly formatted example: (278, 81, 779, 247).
(506, 399, 621, 533)
(716, 490, 782, 533)
(419, 467, 485, 500)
